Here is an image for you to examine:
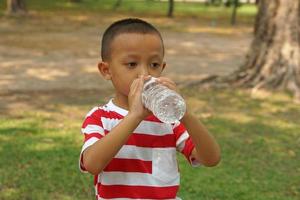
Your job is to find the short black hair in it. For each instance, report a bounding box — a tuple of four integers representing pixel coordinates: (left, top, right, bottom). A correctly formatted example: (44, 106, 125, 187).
(101, 18, 164, 61)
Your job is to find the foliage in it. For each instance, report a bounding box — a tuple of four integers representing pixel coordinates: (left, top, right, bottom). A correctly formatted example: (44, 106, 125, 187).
(0, 0, 257, 24)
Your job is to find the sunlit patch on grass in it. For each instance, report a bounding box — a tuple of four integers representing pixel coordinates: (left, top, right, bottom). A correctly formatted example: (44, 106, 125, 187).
(186, 26, 252, 35)
(219, 111, 254, 123)
(26, 138, 58, 151)
(0, 187, 18, 199)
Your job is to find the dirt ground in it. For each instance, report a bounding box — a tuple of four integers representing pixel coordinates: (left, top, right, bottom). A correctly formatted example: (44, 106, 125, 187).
(0, 13, 252, 114)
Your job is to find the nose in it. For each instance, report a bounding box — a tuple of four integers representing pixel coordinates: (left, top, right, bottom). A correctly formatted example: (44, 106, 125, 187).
(138, 65, 149, 77)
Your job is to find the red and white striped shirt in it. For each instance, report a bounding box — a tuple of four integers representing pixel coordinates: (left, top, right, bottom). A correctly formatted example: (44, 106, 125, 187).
(79, 100, 199, 199)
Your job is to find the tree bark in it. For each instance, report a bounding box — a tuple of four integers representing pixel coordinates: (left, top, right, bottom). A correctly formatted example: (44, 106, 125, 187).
(113, 0, 122, 10)
(168, 0, 174, 18)
(191, 0, 300, 102)
(231, 0, 239, 25)
(229, 0, 300, 101)
(6, 0, 26, 15)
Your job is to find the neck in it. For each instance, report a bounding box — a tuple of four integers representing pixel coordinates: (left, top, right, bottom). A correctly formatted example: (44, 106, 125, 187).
(113, 93, 129, 111)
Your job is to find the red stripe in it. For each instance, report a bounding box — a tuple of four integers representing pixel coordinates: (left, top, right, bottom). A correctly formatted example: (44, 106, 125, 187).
(97, 184, 178, 199)
(82, 115, 103, 129)
(182, 137, 195, 163)
(101, 110, 124, 119)
(145, 115, 163, 123)
(173, 123, 186, 140)
(84, 133, 103, 142)
(94, 175, 99, 186)
(82, 108, 124, 129)
(103, 158, 152, 173)
(126, 133, 176, 148)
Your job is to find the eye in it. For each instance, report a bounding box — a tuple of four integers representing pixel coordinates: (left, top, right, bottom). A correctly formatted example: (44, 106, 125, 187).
(126, 62, 137, 68)
(150, 63, 161, 68)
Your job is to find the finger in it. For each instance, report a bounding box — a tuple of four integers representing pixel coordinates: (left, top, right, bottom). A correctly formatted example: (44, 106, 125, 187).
(163, 81, 177, 90)
(157, 77, 177, 90)
(131, 76, 144, 95)
(143, 75, 151, 81)
(157, 77, 175, 85)
(129, 78, 140, 94)
(136, 76, 144, 93)
(157, 76, 172, 82)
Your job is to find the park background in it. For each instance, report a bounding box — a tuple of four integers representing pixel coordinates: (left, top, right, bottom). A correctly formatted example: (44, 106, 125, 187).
(0, 0, 299, 199)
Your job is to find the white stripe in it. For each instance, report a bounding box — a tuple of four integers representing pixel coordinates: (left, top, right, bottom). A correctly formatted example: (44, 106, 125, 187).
(81, 137, 99, 154)
(101, 104, 111, 112)
(82, 125, 105, 136)
(172, 121, 181, 129)
(101, 117, 173, 136)
(135, 121, 173, 136)
(101, 117, 121, 132)
(115, 145, 153, 161)
(176, 131, 189, 152)
(100, 172, 179, 187)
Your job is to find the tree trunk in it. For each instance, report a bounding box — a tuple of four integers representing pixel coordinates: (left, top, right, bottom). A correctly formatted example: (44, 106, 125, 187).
(6, 0, 26, 15)
(167, 0, 174, 18)
(113, 0, 122, 10)
(231, 0, 239, 25)
(228, 0, 300, 101)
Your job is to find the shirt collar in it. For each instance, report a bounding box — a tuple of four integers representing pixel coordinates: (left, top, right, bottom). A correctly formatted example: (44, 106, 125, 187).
(107, 99, 129, 116)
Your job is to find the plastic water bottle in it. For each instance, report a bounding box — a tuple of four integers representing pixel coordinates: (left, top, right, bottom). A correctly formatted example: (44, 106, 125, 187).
(142, 77, 186, 123)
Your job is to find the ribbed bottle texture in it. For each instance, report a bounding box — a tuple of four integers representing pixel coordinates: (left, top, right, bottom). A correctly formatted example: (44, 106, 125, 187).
(142, 77, 186, 123)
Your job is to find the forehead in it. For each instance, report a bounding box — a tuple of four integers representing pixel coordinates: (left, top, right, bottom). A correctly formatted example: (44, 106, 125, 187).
(110, 33, 164, 57)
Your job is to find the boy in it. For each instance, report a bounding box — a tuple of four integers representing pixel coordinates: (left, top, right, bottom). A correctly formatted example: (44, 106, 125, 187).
(79, 18, 221, 199)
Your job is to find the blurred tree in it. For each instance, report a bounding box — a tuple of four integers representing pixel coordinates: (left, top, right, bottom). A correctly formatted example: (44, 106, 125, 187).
(210, 0, 222, 6)
(113, 0, 122, 10)
(6, 0, 26, 15)
(195, 0, 300, 102)
(229, 0, 300, 101)
(230, 0, 239, 25)
(224, 0, 241, 7)
(167, 0, 174, 18)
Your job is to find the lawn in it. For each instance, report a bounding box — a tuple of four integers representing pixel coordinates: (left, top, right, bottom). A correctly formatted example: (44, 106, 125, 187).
(0, 88, 299, 199)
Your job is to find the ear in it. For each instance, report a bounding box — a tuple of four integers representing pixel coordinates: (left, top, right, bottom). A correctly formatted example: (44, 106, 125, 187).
(162, 62, 166, 71)
(98, 61, 111, 80)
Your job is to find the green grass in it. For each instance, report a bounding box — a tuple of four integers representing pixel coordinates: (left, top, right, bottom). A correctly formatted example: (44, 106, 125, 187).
(0, 0, 257, 24)
(0, 88, 299, 199)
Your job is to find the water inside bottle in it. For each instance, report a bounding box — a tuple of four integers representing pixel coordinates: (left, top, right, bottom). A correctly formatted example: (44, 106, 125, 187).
(153, 93, 186, 123)
(142, 77, 186, 123)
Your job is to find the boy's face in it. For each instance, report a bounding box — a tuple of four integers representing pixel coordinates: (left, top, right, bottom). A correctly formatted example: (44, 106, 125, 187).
(101, 32, 165, 99)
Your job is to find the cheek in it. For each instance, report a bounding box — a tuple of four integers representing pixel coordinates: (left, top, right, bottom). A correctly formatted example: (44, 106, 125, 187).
(118, 78, 133, 95)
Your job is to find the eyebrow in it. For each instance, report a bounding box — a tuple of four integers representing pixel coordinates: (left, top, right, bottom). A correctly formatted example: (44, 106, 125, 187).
(122, 53, 162, 59)
(150, 54, 162, 58)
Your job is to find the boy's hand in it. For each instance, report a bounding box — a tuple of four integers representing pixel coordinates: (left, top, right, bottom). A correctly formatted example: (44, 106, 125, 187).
(157, 76, 179, 93)
(156, 77, 178, 92)
(157, 77, 190, 118)
(128, 75, 151, 120)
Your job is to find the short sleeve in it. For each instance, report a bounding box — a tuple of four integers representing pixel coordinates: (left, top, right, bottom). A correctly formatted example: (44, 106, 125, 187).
(173, 121, 200, 167)
(79, 107, 105, 172)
